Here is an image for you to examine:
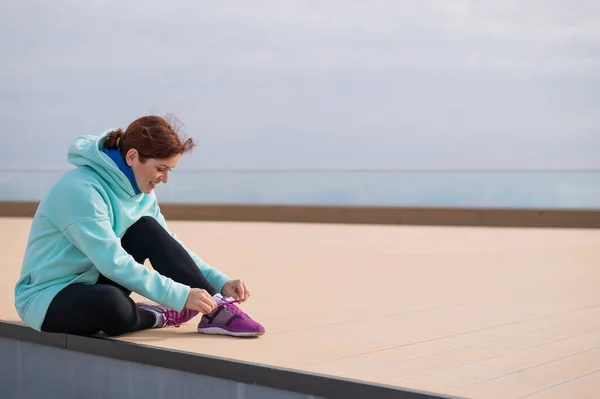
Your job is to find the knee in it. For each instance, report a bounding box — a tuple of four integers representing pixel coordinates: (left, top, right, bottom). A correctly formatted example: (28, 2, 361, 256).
(132, 216, 162, 232)
(99, 287, 138, 336)
(124, 216, 164, 240)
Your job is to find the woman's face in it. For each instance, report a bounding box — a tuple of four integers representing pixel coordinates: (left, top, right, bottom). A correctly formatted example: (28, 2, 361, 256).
(125, 149, 181, 194)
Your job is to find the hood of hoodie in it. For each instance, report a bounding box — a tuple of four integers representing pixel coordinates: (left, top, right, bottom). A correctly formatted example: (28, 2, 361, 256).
(67, 129, 144, 201)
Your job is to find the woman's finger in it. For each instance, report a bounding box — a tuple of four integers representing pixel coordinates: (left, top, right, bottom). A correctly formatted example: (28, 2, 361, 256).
(242, 281, 250, 301)
(203, 303, 214, 314)
(234, 280, 244, 301)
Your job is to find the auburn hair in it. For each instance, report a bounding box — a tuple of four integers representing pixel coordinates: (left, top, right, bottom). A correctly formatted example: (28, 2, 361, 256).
(104, 114, 196, 161)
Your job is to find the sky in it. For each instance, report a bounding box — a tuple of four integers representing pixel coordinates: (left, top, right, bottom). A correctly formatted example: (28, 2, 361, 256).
(1, 0, 599, 172)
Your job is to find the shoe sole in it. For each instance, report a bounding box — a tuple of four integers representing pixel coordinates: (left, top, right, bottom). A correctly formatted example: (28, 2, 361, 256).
(197, 326, 264, 337)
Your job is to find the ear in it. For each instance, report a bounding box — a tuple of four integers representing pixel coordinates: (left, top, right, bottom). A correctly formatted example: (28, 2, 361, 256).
(125, 149, 138, 167)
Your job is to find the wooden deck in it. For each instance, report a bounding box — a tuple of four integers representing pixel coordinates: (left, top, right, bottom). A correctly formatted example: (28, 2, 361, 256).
(2, 216, 599, 399)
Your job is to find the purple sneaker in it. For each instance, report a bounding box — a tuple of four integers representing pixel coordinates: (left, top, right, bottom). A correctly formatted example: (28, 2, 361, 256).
(197, 298, 265, 337)
(138, 302, 199, 328)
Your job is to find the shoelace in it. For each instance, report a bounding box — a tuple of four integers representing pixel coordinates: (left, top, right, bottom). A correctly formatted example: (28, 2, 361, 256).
(220, 298, 250, 319)
(158, 300, 249, 326)
(163, 309, 183, 327)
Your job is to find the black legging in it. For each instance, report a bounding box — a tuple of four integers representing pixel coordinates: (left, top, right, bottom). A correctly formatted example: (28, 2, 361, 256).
(41, 216, 217, 336)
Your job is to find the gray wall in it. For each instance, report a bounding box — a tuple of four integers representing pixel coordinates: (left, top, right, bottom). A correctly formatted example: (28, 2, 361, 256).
(0, 337, 323, 399)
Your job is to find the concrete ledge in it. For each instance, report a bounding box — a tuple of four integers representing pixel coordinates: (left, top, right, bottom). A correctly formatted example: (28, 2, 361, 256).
(0, 319, 66, 349)
(1, 201, 600, 228)
(0, 320, 460, 399)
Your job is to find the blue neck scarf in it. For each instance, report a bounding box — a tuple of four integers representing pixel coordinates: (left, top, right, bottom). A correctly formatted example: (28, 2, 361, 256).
(102, 148, 141, 195)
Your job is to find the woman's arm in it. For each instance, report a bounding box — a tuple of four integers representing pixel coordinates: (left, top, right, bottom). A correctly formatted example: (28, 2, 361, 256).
(50, 183, 191, 311)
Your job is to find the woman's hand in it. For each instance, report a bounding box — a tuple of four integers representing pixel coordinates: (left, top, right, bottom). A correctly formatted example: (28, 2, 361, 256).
(185, 288, 218, 314)
(221, 279, 251, 302)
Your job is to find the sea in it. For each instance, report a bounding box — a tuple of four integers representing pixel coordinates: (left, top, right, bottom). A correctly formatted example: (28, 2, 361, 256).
(1, 169, 599, 210)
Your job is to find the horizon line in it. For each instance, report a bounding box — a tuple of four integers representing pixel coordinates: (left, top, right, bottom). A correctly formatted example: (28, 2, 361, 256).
(0, 168, 599, 174)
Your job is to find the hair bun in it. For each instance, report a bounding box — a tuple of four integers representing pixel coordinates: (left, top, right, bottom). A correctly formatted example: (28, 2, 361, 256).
(104, 129, 124, 150)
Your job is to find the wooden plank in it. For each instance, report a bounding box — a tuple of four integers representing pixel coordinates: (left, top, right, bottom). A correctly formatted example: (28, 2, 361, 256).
(2, 217, 600, 399)
(398, 328, 600, 395)
(452, 346, 600, 399)
(524, 370, 600, 399)
(300, 306, 600, 380)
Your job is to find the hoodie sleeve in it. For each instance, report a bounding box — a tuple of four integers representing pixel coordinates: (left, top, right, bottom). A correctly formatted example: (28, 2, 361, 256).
(153, 205, 232, 294)
(51, 184, 190, 311)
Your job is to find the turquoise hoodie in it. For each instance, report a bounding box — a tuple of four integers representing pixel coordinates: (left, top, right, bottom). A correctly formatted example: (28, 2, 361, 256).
(14, 130, 231, 331)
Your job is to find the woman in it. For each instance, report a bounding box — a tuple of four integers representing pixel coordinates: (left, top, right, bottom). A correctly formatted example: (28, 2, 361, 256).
(14, 115, 265, 337)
